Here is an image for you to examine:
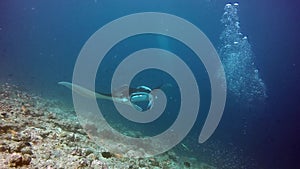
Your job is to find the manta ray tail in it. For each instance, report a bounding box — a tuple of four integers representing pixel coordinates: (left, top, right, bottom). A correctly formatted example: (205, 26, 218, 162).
(58, 81, 112, 100)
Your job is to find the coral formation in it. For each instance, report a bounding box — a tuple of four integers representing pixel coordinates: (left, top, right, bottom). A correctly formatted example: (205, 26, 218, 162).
(0, 83, 215, 168)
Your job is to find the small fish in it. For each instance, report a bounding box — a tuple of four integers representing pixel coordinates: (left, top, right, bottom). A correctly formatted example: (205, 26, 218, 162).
(181, 143, 190, 151)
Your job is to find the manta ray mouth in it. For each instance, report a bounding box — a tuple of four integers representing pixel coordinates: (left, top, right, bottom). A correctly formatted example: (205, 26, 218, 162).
(129, 86, 154, 112)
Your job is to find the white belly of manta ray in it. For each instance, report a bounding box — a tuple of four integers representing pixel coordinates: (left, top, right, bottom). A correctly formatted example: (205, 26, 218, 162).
(58, 81, 154, 112)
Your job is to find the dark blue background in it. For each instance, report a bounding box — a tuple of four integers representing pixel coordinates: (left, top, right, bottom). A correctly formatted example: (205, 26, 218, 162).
(0, 0, 299, 168)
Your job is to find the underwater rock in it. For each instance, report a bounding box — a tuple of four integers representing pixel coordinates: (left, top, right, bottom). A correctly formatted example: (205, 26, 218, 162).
(7, 153, 31, 167)
(91, 160, 108, 169)
(71, 147, 83, 156)
(10, 141, 32, 154)
(40, 151, 51, 160)
(86, 153, 98, 161)
(149, 158, 160, 167)
(77, 158, 90, 167)
(21, 105, 31, 115)
(139, 160, 147, 168)
(0, 142, 10, 152)
(46, 112, 57, 119)
(84, 123, 99, 136)
(101, 151, 114, 158)
(82, 148, 94, 156)
(19, 130, 32, 141)
(0, 111, 8, 118)
(0, 82, 217, 168)
(0, 124, 19, 135)
(20, 146, 33, 155)
(167, 151, 179, 162)
(184, 161, 191, 168)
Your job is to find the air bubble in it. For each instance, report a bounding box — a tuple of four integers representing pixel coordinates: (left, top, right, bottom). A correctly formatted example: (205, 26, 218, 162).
(219, 2, 266, 102)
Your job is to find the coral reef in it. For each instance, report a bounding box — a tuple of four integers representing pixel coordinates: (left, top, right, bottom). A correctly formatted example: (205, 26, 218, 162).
(0, 83, 215, 168)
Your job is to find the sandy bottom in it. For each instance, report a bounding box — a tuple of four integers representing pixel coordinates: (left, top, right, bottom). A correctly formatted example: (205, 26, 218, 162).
(0, 83, 215, 169)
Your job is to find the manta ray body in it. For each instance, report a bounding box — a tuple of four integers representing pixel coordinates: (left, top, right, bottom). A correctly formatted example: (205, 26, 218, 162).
(58, 81, 154, 111)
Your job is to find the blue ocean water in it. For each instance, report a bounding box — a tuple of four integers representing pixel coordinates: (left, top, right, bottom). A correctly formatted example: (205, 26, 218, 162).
(0, 0, 299, 168)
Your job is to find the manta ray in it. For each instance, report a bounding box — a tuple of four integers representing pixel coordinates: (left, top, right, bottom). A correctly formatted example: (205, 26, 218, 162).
(58, 81, 155, 111)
